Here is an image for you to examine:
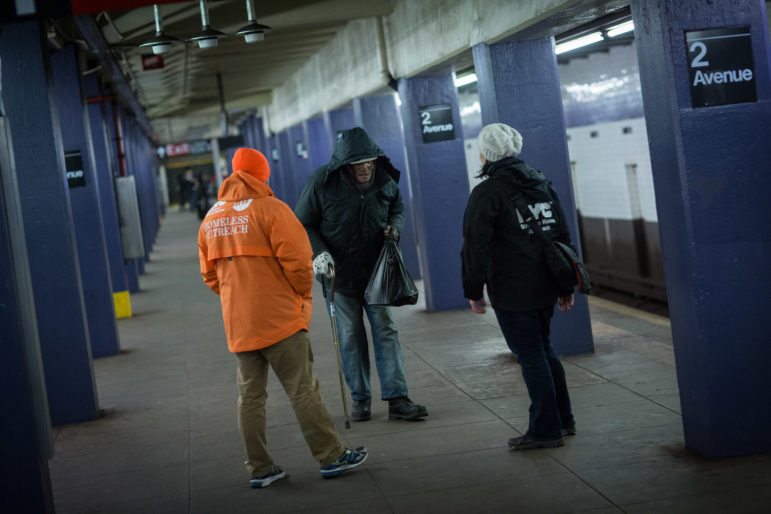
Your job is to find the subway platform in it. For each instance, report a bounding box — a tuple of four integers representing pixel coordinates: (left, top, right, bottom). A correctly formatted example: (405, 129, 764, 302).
(48, 210, 771, 514)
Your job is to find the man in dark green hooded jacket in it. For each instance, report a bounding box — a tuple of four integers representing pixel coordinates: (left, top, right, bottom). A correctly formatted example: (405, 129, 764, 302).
(295, 127, 428, 422)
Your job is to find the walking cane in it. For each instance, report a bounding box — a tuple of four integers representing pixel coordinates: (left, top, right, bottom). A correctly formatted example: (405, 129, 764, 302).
(327, 265, 352, 429)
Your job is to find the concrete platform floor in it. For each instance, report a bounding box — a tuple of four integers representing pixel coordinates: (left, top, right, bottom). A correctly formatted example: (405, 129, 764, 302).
(49, 210, 771, 513)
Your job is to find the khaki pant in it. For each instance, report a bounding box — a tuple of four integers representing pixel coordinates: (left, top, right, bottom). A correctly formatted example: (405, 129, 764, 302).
(236, 330, 344, 477)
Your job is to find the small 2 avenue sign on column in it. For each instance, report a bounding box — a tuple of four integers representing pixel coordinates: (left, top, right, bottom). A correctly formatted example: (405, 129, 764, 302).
(419, 104, 455, 143)
(685, 26, 756, 108)
(65, 150, 86, 188)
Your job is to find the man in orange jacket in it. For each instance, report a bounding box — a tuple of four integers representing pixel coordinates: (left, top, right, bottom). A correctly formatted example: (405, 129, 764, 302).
(198, 147, 367, 488)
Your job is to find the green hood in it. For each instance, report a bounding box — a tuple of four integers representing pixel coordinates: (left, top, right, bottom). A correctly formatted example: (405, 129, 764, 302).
(325, 127, 400, 184)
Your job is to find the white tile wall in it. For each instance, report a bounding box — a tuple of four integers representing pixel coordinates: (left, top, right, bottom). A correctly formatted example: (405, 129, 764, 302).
(567, 118, 657, 222)
(459, 39, 659, 222)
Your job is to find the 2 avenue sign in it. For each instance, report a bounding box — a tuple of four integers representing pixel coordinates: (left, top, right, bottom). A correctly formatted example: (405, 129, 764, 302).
(685, 26, 756, 108)
(419, 104, 455, 143)
(65, 151, 86, 189)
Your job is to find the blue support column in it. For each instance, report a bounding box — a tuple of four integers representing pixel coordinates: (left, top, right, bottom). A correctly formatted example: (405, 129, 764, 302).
(103, 100, 141, 290)
(354, 94, 421, 279)
(0, 20, 98, 424)
(126, 259, 141, 292)
(51, 45, 119, 358)
(323, 108, 355, 151)
(289, 123, 312, 206)
(122, 114, 152, 262)
(135, 127, 158, 248)
(103, 100, 141, 293)
(0, 112, 55, 513)
(306, 116, 330, 171)
(251, 115, 266, 154)
(632, 0, 771, 458)
(472, 38, 594, 356)
(240, 120, 252, 148)
(242, 114, 264, 154)
(141, 135, 161, 244)
(84, 79, 129, 308)
(277, 130, 296, 206)
(265, 133, 284, 199)
(398, 75, 468, 311)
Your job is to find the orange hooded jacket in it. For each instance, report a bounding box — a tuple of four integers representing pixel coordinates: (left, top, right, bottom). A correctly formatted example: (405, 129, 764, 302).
(198, 169, 313, 353)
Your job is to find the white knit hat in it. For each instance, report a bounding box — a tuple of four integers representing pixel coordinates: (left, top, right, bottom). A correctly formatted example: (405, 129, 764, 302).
(477, 123, 523, 162)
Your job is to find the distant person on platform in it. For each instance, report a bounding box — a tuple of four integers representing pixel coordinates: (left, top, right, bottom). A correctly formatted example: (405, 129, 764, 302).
(294, 127, 428, 423)
(180, 167, 197, 212)
(461, 123, 576, 450)
(198, 147, 367, 488)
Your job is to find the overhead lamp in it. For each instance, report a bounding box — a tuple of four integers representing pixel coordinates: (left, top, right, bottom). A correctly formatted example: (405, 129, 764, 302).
(236, 0, 272, 43)
(555, 31, 604, 55)
(607, 20, 635, 38)
(454, 72, 477, 88)
(188, 0, 226, 49)
(139, 4, 180, 55)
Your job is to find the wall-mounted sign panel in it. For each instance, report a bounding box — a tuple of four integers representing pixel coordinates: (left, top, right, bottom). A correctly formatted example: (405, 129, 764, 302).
(141, 54, 164, 70)
(166, 142, 191, 157)
(115, 176, 145, 259)
(685, 26, 756, 108)
(419, 104, 455, 143)
(296, 141, 308, 158)
(65, 150, 85, 188)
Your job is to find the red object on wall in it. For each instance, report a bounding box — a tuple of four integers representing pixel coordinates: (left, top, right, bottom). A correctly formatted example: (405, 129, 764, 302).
(166, 143, 191, 157)
(71, 0, 187, 15)
(141, 54, 165, 70)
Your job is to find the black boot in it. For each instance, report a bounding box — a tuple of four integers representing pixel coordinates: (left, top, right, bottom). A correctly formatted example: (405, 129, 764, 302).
(388, 397, 428, 421)
(351, 398, 371, 421)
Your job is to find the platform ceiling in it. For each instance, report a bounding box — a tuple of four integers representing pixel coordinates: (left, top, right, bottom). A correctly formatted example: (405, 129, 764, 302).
(88, 0, 394, 142)
(68, 0, 638, 144)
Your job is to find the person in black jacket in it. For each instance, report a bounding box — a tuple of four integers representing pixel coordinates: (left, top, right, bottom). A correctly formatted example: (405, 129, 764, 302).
(461, 123, 576, 450)
(295, 127, 428, 422)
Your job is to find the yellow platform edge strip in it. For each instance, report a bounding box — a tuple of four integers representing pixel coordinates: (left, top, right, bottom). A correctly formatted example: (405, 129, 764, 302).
(587, 295, 670, 327)
(113, 291, 132, 319)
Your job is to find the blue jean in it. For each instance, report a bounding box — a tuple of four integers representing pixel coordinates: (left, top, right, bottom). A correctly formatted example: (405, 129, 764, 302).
(494, 307, 574, 439)
(327, 292, 408, 401)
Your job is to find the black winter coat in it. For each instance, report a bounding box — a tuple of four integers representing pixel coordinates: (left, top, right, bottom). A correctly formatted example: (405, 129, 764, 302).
(294, 127, 405, 297)
(461, 157, 574, 312)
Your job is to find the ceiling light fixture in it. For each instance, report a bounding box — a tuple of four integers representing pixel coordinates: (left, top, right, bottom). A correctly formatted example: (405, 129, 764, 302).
(454, 72, 477, 88)
(236, 0, 272, 43)
(606, 20, 635, 38)
(555, 32, 604, 55)
(139, 4, 180, 55)
(188, 0, 225, 49)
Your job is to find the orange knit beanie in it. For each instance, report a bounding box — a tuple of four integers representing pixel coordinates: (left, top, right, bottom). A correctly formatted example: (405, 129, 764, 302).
(232, 148, 270, 182)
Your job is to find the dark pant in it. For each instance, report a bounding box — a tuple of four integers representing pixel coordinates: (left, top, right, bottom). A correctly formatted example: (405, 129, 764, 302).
(494, 306, 574, 439)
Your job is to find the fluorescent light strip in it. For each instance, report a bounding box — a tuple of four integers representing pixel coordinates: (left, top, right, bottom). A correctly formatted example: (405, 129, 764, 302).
(555, 32, 604, 55)
(454, 73, 477, 87)
(607, 20, 634, 38)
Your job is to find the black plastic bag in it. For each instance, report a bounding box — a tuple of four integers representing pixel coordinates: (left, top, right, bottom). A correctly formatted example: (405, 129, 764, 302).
(364, 239, 419, 306)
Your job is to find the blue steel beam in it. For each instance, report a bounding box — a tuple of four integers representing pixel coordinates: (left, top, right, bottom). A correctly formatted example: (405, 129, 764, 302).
(73, 15, 154, 141)
(0, 19, 99, 425)
(50, 44, 120, 358)
(472, 37, 594, 356)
